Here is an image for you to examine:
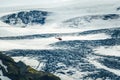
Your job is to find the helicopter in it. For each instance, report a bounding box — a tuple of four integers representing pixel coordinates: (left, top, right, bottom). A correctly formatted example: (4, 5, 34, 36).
(55, 35, 62, 41)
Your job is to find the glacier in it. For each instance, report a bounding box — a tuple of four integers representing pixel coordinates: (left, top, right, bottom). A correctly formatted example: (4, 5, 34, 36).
(0, 0, 120, 80)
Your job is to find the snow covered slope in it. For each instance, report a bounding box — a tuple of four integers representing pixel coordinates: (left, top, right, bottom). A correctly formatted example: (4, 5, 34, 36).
(62, 14, 120, 28)
(0, 60, 11, 80)
(0, 0, 120, 80)
(0, 10, 49, 27)
(0, 53, 60, 80)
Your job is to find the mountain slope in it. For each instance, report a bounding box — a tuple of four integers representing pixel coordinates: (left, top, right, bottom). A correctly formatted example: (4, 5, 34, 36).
(0, 52, 61, 80)
(0, 10, 49, 27)
(62, 14, 120, 28)
(0, 0, 120, 80)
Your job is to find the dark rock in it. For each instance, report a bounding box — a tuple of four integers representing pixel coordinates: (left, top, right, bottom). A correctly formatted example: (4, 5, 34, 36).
(0, 52, 61, 80)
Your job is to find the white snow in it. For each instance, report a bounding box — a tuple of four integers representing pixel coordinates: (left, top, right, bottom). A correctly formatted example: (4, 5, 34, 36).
(0, 21, 10, 27)
(62, 33, 110, 41)
(64, 18, 120, 29)
(0, 40, 30, 51)
(0, 26, 83, 37)
(0, 70, 11, 80)
(9, 54, 47, 72)
(12, 56, 45, 70)
(55, 65, 94, 80)
(88, 57, 120, 76)
(94, 46, 120, 57)
(57, 74, 74, 80)
(0, 37, 58, 51)
(0, 0, 120, 80)
(0, 33, 110, 51)
(0, 60, 11, 80)
(55, 67, 81, 80)
(0, 60, 8, 72)
(0, 0, 73, 8)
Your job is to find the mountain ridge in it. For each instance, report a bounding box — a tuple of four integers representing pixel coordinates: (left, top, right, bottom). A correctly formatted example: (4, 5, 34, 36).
(0, 10, 49, 27)
(0, 52, 61, 80)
